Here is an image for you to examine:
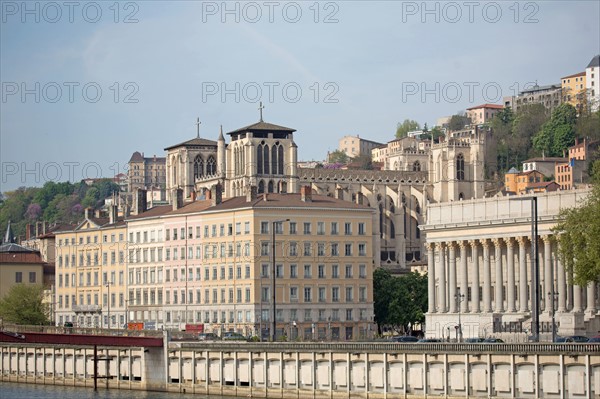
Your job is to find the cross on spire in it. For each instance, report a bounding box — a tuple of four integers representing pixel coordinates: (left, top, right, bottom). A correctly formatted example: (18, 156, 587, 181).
(195, 117, 201, 138)
(258, 102, 265, 122)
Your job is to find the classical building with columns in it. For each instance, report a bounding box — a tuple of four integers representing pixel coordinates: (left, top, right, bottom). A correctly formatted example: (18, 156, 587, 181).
(422, 189, 599, 340)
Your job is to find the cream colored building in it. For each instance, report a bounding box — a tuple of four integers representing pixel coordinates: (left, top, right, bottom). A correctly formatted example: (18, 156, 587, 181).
(338, 135, 384, 159)
(0, 242, 46, 300)
(126, 186, 375, 340)
(465, 104, 504, 125)
(54, 206, 128, 328)
(422, 189, 599, 340)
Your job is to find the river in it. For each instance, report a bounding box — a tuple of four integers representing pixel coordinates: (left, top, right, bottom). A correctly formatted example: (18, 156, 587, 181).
(0, 382, 235, 398)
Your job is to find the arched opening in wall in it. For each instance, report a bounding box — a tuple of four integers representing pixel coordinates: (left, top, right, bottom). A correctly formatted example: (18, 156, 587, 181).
(280, 181, 287, 193)
(207, 156, 216, 175)
(456, 153, 465, 181)
(194, 155, 204, 180)
(172, 156, 178, 188)
(263, 143, 270, 175)
(258, 180, 265, 194)
(459, 192, 464, 200)
(268, 180, 274, 193)
(389, 220, 395, 239)
(393, 161, 399, 170)
(413, 160, 421, 171)
(257, 145, 263, 174)
(270, 142, 284, 175)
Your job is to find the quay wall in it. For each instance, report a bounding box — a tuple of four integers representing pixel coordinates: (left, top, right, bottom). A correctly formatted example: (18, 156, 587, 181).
(2, 342, 600, 398)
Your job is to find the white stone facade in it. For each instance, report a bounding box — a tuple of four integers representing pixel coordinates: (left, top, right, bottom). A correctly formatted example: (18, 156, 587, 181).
(422, 189, 600, 340)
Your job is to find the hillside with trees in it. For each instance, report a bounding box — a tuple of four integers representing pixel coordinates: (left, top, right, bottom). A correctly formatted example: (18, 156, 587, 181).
(0, 179, 121, 241)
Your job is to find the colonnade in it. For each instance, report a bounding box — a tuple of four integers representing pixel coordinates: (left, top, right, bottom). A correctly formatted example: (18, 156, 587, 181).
(426, 235, 598, 320)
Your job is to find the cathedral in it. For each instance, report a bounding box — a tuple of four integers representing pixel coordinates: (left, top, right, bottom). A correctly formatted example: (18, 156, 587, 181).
(163, 110, 490, 270)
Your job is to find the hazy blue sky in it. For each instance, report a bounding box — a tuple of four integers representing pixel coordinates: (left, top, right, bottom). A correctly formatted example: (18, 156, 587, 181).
(1, 1, 599, 191)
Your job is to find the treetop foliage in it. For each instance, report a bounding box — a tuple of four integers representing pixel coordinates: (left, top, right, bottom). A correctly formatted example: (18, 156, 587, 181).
(0, 284, 50, 325)
(0, 179, 121, 241)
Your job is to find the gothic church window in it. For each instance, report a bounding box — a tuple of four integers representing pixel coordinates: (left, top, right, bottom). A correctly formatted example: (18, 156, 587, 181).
(456, 153, 465, 181)
(413, 161, 421, 172)
(207, 156, 216, 175)
(194, 156, 204, 179)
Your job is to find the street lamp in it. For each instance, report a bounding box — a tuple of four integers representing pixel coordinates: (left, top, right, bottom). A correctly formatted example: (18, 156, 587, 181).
(455, 292, 465, 342)
(272, 219, 289, 342)
(510, 195, 539, 342)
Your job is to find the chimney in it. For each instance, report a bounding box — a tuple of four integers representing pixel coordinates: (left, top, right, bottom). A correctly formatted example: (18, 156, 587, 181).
(263, 193, 268, 202)
(84, 207, 92, 219)
(206, 189, 212, 200)
(94, 209, 102, 218)
(35, 221, 42, 237)
(300, 186, 312, 202)
(191, 190, 197, 201)
(109, 204, 118, 224)
(133, 188, 147, 215)
(211, 184, 223, 206)
(246, 186, 258, 202)
(25, 224, 32, 240)
(172, 188, 184, 211)
(42, 221, 47, 234)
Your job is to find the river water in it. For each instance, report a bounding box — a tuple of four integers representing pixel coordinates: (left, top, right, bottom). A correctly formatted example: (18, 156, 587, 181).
(0, 382, 235, 398)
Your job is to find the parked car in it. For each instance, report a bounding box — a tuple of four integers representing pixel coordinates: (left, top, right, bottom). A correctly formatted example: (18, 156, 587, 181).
(564, 335, 589, 343)
(483, 337, 504, 343)
(417, 338, 442, 343)
(198, 333, 220, 341)
(390, 335, 419, 343)
(587, 336, 600, 343)
(222, 332, 248, 341)
(465, 337, 485, 343)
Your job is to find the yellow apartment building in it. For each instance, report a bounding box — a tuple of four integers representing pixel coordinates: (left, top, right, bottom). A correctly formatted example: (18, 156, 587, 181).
(54, 206, 127, 328)
(561, 71, 587, 111)
(128, 186, 375, 340)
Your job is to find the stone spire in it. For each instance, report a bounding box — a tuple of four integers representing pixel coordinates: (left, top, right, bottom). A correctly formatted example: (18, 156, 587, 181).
(3, 220, 15, 244)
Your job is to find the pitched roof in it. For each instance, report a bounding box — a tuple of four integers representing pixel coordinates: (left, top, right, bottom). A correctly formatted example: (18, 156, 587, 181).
(561, 71, 586, 79)
(129, 151, 144, 162)
(0, 252, 45, 264)
(126, 205, 173, 220)
(506, 167, 519, 174)
(0, 242, 37, 253)
(587, 55, 600, 68)
(466, 103, 504, 110)
(204, 193, 371, 213)
(164, 137, 218, 151)
(524, 157, 567, 163)
(226, 121, 296, 136)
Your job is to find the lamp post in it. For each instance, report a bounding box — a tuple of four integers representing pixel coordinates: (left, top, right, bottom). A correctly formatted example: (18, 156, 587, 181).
(510, 196, 539, 342)
(272, 219, 289, 342)
(455, 292, 465, 342)
(125, 299, 129, 329)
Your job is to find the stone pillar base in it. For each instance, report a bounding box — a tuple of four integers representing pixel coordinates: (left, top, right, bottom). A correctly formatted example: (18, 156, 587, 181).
(557, 312, 585, 336)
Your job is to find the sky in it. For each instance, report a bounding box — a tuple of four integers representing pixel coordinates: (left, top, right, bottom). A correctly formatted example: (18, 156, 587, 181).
(1, 0, 599, 192)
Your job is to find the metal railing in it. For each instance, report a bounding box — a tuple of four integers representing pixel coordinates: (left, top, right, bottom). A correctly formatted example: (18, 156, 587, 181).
(1, 324, 164, 338)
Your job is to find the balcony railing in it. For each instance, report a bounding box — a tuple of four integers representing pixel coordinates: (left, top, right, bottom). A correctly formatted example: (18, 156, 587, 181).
(72, 305, 102, 313)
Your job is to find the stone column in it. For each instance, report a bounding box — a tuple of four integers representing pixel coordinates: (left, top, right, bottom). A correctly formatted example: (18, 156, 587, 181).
(493, 239, 504, 313)
(436, 243, 446, 313)
(459, 241, 468, 314)
(542, 236, 552, 314)
(469, 240, 480, 313)
(505, 238, 516, 313)
(573, 285, 583, 313)
(482, 239, 492, 313)
(427, 243, 436, 314)
(557, 256, 566, 312)
(517, 237, 528, 313)
(586, 283, 597, 315)
(448, 243, 457, 313)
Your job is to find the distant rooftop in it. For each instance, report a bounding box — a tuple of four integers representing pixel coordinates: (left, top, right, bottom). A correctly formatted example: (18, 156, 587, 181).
(587, 54, 600, 68)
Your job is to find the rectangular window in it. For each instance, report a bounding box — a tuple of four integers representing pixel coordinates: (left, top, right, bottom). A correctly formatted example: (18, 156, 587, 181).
(346, 287, 353, 302)
(331, 222, 338, 235)
(290, 286, 298, 302)
(317, 222, 325, 235)
(318, 287, 326, 302)
(345, 265, 353, 278)
(290, 264, 298, 278)
(28, 271, 36, 283)
(358, 243, 366, 256)
(303, 242, 312, 256)
(15, 272, 22, 283)
(359, 264, 366, 278)
(345, 243, 352, 256)
(303, 287, 312, 302)
(260, 221, 269, 234)
(303, 222, 311, 235)
(332, 287, 339, 302)
(235, 222, 241, 235)
(331, 243, 339, 257)
(344, 222, 352, 235)
(303, 264, 311, 278)
(358, 223, 366, 235)
(318, 264, 325, 278)
(317, 243, 325, 257)
(244, 222, 250, 234)
(289, 222, 297, 235)
(332, 264, 339, 278)
(289, 242, 298, 257)
(173, 229, 178, 240)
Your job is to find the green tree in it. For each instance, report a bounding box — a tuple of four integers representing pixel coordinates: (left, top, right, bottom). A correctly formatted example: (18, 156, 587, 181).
(327, 150, 350, 164)
(533, 103, 577, 157)
(395, 119, 420, 138)
(447, 114, 470, 131)
(553, 160, 600, 285)
(373, 268, 428, 335)
(0, 284, 50, 325)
